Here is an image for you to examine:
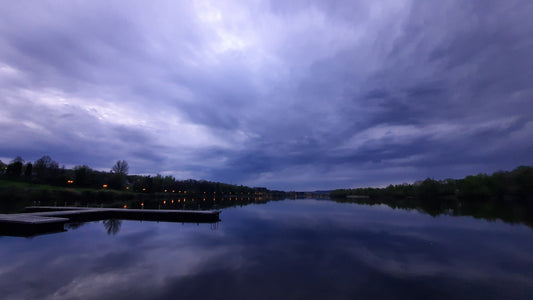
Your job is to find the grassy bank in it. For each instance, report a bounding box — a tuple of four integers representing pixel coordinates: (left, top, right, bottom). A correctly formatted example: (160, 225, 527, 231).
(0, 179, 138, 212)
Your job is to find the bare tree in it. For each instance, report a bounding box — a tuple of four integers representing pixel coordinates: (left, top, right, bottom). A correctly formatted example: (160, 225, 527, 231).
(111, 160, 129, 175)
(34, 155, 58, 170)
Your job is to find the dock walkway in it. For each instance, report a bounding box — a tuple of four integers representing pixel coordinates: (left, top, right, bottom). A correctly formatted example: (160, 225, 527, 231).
(0, 206, 221, 237)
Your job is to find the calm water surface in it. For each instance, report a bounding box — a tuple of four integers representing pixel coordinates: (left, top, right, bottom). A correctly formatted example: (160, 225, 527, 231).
(1, 199, 533, 299)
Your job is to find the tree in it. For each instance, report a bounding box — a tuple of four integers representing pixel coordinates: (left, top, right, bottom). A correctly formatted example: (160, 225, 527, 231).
(74, 165, 92, 187)
(133, 175, 153, 193)
(152, 174, 164, 192)
(24, 163, 33, 178)
(417, 178, 440, 200)
(163, 175, 175, 192)
(33, 155, 59, 183)
(34, 155, 59, 170)
(12, 156, 24, 164)
(6, 161, 23, 178)
(109, 160, 129, 189)
(0, 160, 6, 175)
(111, 160, 129, 175)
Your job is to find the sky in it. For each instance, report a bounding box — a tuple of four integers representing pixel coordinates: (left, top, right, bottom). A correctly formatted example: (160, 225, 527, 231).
(0, 0, 532, 191)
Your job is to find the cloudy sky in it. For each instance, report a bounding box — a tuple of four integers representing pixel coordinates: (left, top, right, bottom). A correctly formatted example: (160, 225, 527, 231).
(1, 0, 532, 191)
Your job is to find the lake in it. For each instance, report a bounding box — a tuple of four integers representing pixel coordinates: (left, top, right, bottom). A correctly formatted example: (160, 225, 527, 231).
(1, 198, 533, 299)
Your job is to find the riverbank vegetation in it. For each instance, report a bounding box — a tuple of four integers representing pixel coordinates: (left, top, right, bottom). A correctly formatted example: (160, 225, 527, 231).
(331, 166, 533, 227)
(0, 155, 285, 212)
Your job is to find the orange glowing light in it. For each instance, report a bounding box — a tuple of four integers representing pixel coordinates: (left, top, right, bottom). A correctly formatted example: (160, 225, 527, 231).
(102, 184, 108, 188)
(142, 188, 146, 191)
(123, 205, 127, 208)
(163, 200, 166, 204)
(164, 189, 168, 192)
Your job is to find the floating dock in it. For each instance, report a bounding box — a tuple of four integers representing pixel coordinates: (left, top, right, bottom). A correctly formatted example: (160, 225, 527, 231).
(0, 206, 221, 237)
(0, 214, 69, 237)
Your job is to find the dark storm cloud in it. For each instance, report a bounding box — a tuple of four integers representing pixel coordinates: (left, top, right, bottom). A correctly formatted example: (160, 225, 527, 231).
(0, 0, 532, 190)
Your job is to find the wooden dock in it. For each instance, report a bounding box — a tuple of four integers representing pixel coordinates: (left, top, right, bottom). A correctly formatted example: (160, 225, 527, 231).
(0, 214, 69, 237)
(0, 206, 221, 237)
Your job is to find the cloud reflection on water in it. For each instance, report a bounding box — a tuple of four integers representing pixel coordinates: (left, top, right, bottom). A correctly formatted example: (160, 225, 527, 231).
(0, 199, 532, 299)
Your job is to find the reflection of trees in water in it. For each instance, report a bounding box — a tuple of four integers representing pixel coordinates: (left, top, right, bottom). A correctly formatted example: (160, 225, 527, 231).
(103, 219, 122, 235)
(331, 166, 533, 228)
(65, 222, 86, 230)
(333, 197, 533, 228)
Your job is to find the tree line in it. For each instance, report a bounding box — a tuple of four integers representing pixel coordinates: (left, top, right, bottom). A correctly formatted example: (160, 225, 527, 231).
(0, 155, 279, 196)
(330, 166, 533, 203)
